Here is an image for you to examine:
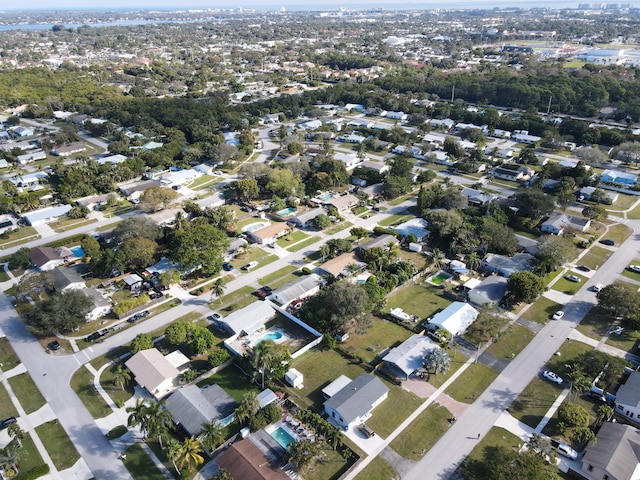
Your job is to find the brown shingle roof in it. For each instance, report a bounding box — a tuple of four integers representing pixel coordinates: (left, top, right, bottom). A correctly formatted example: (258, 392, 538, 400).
(217, 439, 289, 480)
(28, 247, 62, 267)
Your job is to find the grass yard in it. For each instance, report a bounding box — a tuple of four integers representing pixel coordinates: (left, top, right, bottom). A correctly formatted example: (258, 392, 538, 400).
(14, 433, 46, 473)
(389, 403, 452, 460)
(425, 352, 469, 389)
(35, 420, 80, 470)
(397, 249, 428, 269)
(378, 214, 412, 227)
(579, 245, 613, 270)
(462, 427, 522, 477)
(256, 254, 278, 269)
(0, 337, 21, 370)
(50, 217, 97, 233)
(123, 442, 166, 480)
(0, 226, 40, 249)
(8, 373, 46, 414)
(354, 457, 398, 480)
(622, 263, 640, 282)
(342, 318, 412, 364)
(521, 297, 562, 324)
(0, 269, 9, 282)
(286, 236, 320, 252)
(214, 286, 256, 314)
(606, 326, 640, 353)
(0, 383, 18, 419)
(101, 363, 136, 408)
(611, 192, 639, 211)
(71, 365, 112, 419)
(575, 306, 611, 341)
(367, 382, 423, 438)
(197, 364, 260, 402)
(306, 449, 351, 480)
(386, 284, 451, 321)
(552, 273, 587, 295)
(389, 193, 416, 206)
(258, 265, 298, 286)
(276, 230, 309, 247)
(324, 221, 353, 235)
(229, 247, 270, 268)
(445, 363, 498, 404)
(545, 339, 597, 378)
(188, 174, 215, 189)
(604, 223, 633, 245)
(486, 324, 536, 361)
(626, 202, 640, 219)
(509, 377, 564, 428)
(540, 268, 563, 287)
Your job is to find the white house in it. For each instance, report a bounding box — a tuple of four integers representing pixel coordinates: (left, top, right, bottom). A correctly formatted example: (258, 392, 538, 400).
(28, 247, 64, 271)
(269, 274, 324, 308)
(423, 302, 479, 337)
(513, 130, 541, 144)
(22, 204, 72, 226)
(541, 212, 591, 235)
(97, 154, 127, 165)
(83, 288, 112, 321)
(288, 207, 326, 229)
(159, 169, 202, 187)
(468, 276, 508, 306)
(385, 111, 408, 121)
(17, 150, 46, 165)
(125, 348, 190, 400)
(324, 373, 389, 430)
(383, 334, 438, 380)
(481, 253, 535, 277)
(333, 152, 363, 170)
(337, 133, 366, 144)
(247, 222, 289, 245)
(326, 193, 359, 212)
(615, 371, 640, 423)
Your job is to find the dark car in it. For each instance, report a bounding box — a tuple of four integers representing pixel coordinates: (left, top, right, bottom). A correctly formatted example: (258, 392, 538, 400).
(47, 340, 61, 351)
(262, 286, 273, 294)
(576, 265, 591, 272)
(253, 289, 268, 299)
(222, 262, 235, 271)
(600, 239, 615, 246)
(0, 417, 17, 430)
(85, 331, 102, 342)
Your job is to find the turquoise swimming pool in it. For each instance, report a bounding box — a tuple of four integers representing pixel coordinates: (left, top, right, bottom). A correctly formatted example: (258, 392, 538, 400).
(271, 426, 295, 450)
(253, 331, 283, 346)
(276, 207, 296, 216)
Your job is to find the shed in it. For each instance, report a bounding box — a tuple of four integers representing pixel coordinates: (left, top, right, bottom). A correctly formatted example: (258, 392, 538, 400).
(284, 369, 304, 389)
(257, 388, 278, 409)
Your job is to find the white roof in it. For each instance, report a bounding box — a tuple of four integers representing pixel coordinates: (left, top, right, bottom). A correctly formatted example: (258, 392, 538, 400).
(257, 388, 278, 408)
(322, 375, 352, 398)
(427, 302, 479, 336)
(22, 204, 72, 224)
(463, 278, 482, 290)
(285, 368, 303, 381)
(383, 334, 438, 378)
(219, 301, 276, 336)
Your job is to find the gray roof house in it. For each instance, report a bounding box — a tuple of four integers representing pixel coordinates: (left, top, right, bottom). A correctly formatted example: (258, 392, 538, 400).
(52, 265, 87, 292)
(269, 274, 324, 308)
(481, 253, 535, 277)
(460, 187, 496, 206)
(541, 212, 591, 235)
(165, 384, 238, 436)
(468, 276, 508, 306)
(29, 247, 64, 271)
(580, 422, 640, 480)
(357, 234, 399, 252)
(615, 371, 640, 424)
(383, 334, 438, 380)
(324, 373, 389, 430)
(288, 207, 326, 229)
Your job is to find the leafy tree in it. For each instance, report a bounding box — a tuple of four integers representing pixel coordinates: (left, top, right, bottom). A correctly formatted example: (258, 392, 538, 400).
(121, 237, 158, 270)
(266, 168, 303, 197)
(479, 221, 517, 255)
(424, 347, 451, 374)
(190, 327, 216, 355)
(130, 333, 154, 354)
(350, 227, 369, 244)
(252, 339, 291, 388)
(382, 175, 412, 200)
(210, 468, 233, 480)
(68, 205, 90, 219)
(461, 446, 551, 480)
(571, 426, 596, 445)
(597, 284, 640, 321)
(582, 205, 608, 221)
(80, 235, 101, 258)
(168, 223, 229, 275)
(558, 403, 590, 431)
(439, 190, 468, 210)
(425, 209, 464, 239)
(326, 238, 352, 257)
(113, 365, 132, 391)
(596, 405, 614, 426)
(208, 347, 231, 368)
(24, 290, 93, 334)
(287, 439, 322, 473)
(505, 271, 545, 304)
(311, 214, 332, 230)
(158, 269, 180, 287)
(511, 190, 555, 219)
(113, 216, 162, 243)
(536, 235, 578, 274)
(234, 178, 259, 203)
(8, 247, 31, 270)
(165, 321, 190, 345)
(300, 281, 370, 334)
(138, 186, 179, 213)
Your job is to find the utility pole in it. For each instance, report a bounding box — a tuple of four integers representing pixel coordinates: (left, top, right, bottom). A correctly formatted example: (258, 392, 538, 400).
(451, 85, 455, 102)
(547, 96, 552, 116)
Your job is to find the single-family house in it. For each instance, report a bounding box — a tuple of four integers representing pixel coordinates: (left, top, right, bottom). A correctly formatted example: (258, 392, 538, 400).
(429, 118, 455, 130)
(263, 113, 281, 124)
(29, 247, 64, 271)
(246, 222, 289, 245)
(344, 103, 366, 112)
(513, 130, 541, 145)
(52, 142, 86, 157)
(423, 302, 479, 337)
(225, 237, 248, 260)
(333, 153, 363, 170)
(97, 154, 127, 165)
(460, 187, 496, 206)
(194, 192, 226, 210)
(615, 371, 640, 423)
(82, 288, 112, 321)
(12, 172, 48, 189)
(481, 253, 535, 277)
(299, 119, 322, 130)
(393, 218, 430, 241)
(165, 384, 238, 436)
(119, 180, 163, 201)
(125, 348, 190, 400)
(318, 252, 366, 278)
(359, 160, 390, 174)
(492, 165, 534, 182)
(0, 159, 8, 169)
(216, 301, 277, 337)
(217, 438, 290, 480)
(383, 334, 438, 380)
(17, 150, 47, 165)
(0, 215, 14, 234)
(159, 168, 201, 188)
(324, 373, 389, 430)
(122, 273, 143, 291)
(12, 126, 34, 137)
(430, 150, 453, 166)
(468, 276, 508, 306)
(193, 163, 214, 175)
(76, 193, 114, 211)
(484, 146, 514, 158)
(269, 274, 324, 308)
(22, 204, 72, 226)
(288, 207, 326, 229)
(52, 265, 86, 292)
(357, 234, 399, 253)
(579, 186, 618, 204)
(601, 169, 638, 186)
(326, 194, 359, 212)
(141, 141, 163, 151)
(337, 133, 366, 144)
(579, 422, 640, 480)
(541, 212, 591, 235)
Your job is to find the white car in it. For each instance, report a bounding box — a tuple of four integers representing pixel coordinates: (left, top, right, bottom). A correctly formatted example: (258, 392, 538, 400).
(552, 311, 565, 320)
(594, 284, 604, 293)
(543, 370, 563, 384)
(629, 265, 640, 273)
(557, 443, 579, 460)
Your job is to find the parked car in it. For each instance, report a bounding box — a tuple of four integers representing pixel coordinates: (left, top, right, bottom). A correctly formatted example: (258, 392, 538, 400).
(575, 265, 591, 272)
(552, 311, 565, 320)
(253, 289, 268, 299)
(359, 424, 375, 438)
(557, 443, 579, 460)
(594, 284, 604, 292)
(127, 310, 150, 323)
(262, 286, 273, 294)
(543, 370, 563, 384)
(208, 313, 222, 322)
(222, 262, 234, 271)
(47, 340, 60, 351)
(85, 328, 109, 342)
(600, 239, 615, 246)
(241, 261, 259, 271)
(629, 265, 640, 273)
(565, 275, 581, 283)
(0, 417, 17, 430)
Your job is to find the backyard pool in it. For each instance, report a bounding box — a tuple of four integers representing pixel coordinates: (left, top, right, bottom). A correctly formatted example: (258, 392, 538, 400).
(276, 207, 296, 217)
(241, 221, 270, 233)
(252, 330, 284, 347)
(270, 426, 296, 450)
(428, 271, 452, 285)
(70, 246, 86, 258)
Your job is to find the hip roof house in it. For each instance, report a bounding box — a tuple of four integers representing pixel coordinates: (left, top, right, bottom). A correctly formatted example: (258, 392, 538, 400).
(324, 373, 389, 431)
(423, 302, 479, 337)
(383, 334, 438, 380)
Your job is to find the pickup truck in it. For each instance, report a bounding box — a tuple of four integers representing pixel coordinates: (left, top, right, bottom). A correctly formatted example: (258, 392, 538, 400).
(85, 328, 109, 342)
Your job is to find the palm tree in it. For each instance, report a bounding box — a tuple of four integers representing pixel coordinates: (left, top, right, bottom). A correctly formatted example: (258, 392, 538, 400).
(431, 248, 445, 271)
(113, 365, 131, 391)
(235, 393, 259, 426)
(177, 436, 204, 473)
(324, 426, 343, 450)
(210, 278, 225, 304)
(0, 444, 20, 475)
(199, 420, 224, 452)
(167, 440, 182, 475)
(126, 397, 151, 437)
(387, 242, 400, 264)
(465, 252, 481, 272)
(237, 243, 249, 258)
(287, 439, 322, 473)
(345, 262, 361, 279)
(173, 212, 188, 232)
(7, 423, 24, 448)
(424, 347, 451, 375)
(596, 405, 614, 426)
(319, 245, 330, 262)
(144, 400, 172, 449)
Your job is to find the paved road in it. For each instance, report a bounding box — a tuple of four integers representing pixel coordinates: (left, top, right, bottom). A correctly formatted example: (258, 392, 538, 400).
(404, 220, 640, 480)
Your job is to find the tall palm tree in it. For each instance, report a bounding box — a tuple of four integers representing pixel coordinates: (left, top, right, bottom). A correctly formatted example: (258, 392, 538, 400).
(167, 440, 182, 475)
(199, 420, 224, 452)
(7, 423, 24, 448)
(319, 244, 330, 262)
(235, 393, 259, 426)
(287, 439, 322, 473)
(431, 248, 445, 271)
(126, 398, 151, 437)
(144, 400, 173, 449)
(178, 436, 204, 473)
(345, 262, 361, 279)
(0, 444, 20, 474)
(596, 404, 614, 426)
(465, 252, 481, 272)
(113, 365, 131, 391)
(210, 278, 225, 304)
(387, 242, 400, 264)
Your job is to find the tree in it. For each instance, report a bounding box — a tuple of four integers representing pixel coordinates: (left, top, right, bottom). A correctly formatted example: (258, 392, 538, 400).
(127, 397, 152, 437)
(234, 178, 259, 203)
(167, 440, 182, 475)
(177, 436, 204, 473)
(144, 399, 173, 449)
(130, 333, 153, 354)
(189, 327, 216, 355)
(24, 290, 93, 334)
(571, 426, 596, 446)
(439, 190, 468, 210)
(210, 278, 225, 304)
(311, 214, 331, 230)
(165, 321, 190, 345)
(7, 423, 24, 448)
(252, 339, 291, 388)
(199, 420, 224, 452)
(113, 365, 132, 391)
(536, 235, 578, 274)
(158, 269, 180, 288)
(350, 227, 369, 244)
(138, 186, 179, 213)
(582, 205, 608, 221)
(511, 190, 555, 219)
(121, 237, 157, 270)
(80, 235, 101, 258)
(558, 403, 590, 431)
(266, 168, 302, 197)
(287, 439, 322, 473)
(168, 223, 229, 275)
(461, 446, 551, 480)
(300, 281, 370, 334)
(505, 271, 545, 304)
(319, 244, 330, 262)
(8, 247, 31, 270)
(113, 216, 162, 243)
(597, 284, 640, 321)
(425, 209, 464, 239)
(210, 468, 233, 480)
(382, 175, 412, 200)
(235, 393, 259, 426)
(424, 347, 451, 374)
(596, 405, 614, 426)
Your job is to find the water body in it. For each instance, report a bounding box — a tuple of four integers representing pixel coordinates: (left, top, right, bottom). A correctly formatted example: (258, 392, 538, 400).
(0, 19, 181, 31)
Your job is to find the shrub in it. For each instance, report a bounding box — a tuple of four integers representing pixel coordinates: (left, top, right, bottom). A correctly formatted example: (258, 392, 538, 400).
(301, 267, 313, 275)
(208, 347, 231, 368)
(17, 465, 50, 480)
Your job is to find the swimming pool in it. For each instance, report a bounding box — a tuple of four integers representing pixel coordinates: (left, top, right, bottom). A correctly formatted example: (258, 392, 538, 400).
(241, 221, 270, 233)
(253, 331, 283, 346)
(429, 271, 452, 285)
(271, 426, 295, 450)
(276, 207, 296, 217)
(70, 246, 86, 258)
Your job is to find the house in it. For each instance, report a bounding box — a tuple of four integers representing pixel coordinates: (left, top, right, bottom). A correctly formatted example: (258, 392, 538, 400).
(246, 222, 289, 245)
(125, 348, 190, 400)
(52, 142, 86, 157)
(0, 159, 8, 169)
(288, 207, 325, 229)
(460, 187, 496, 206)
(165, 384, 238, 436)
(601, 169, 638, 186)
(513, 130, 541, 145)
(216, 438, 290, 480)
(481, 253, 535, 277)
(324, 373, 389, 430)
(492, 165, 534, 182)
(17, 150, 47, 165)
(0, 215, 15, 234)
(12, 172, 48, 189)
(541, 212, 591, 235)
(216, 301, 277, 337)
(269, 274, 324, 308)
(122, 273, 143, 290)
(579, 186, 618, 204)
(299, 119, 322, 130)
(359, 160, 390, 174)
(615, 371, 640, 423)
(326, 194, 359, 212)
(348, 118, 374, 129)
(337, 133, 366, 144)
(579, 422, 640, 480)
(429, 118, 455, 130)
(385, 111, 408, 121)
(118, 180, 163, 201)
(383, 334, 438, 380)
(76, 193, 114, 211)
(484, 146, 514, 159)
(159, 168, 202, 187)
(333, 152, 362, 170)
(82, 288, 112, 321)
(28, 247, 64, 271)
(468, 276, 508, 306)
(423, 302, 479, 337)
(22, 204, 72, 226)
(141, 141, 163, 151)
(393, 218, 430, 242)
(12, 126, 34, 137)
(357, 234, 399, 253)
(52, 265, 86, 292)
(318, 252, 366, 278)
(194, 192, 226, 210)
(97, 154, 127, 165)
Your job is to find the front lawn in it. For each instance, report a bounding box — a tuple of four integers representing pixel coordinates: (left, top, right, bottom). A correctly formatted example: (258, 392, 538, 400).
(354, 457, 398, 480)
(366, 382, 423, 438)
(0, 337, 21, 370)
(509, 377, 563, 428)
(101, 363, 136, 408)
(521, 297, 562, 324)
(324, 221, 353, 235)
(8, 373, 46, 414)
(229, 248, 270, 269)
(606, 326, 640, 353)
(389, 403, 452, 460)
(286, 236, 320, 252)
(622, 263, 640, 282)
(213, 286, 256, 314)
(604, 223, 633, 245)
(386, 284, 451, 321)
(71, 365, 112, 419)
(341, 318, 412, 364)
(445, 363, 498, 404)
(486, 324, 536, 361)
(276, 230, 309, 247)
(575, 306, 610, 341)
(122, 442, 166, 480)
(551, 274, 587, 295)
(579, 245, 613, 270)
(0, 383, 18, 419)
(35, 420, 81, 470)
(258, 265, 298, 286)
(462, 427, 522, 478)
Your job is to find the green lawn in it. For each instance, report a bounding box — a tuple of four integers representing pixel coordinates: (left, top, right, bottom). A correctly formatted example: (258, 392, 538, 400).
(8, 373, 46, 414)
(446, 363, 498, 404)
(388, 193, 416, 206)
(14, 433, 46, 473)
(576, 306, 611, 341)
(276, 230, 309, 247)
(604, 223, 633, 245)
(389, 403, 452, 461)
(342, 318, 412, 364)
(305, 448, 351, 480)
(213, 286, 257, 314)
(551, 273, 587, 295)
(610, 192, 639, 211)
(354, 457, 398, 480)
(71, 365, 112, 419)
(286, 236, 320, 252)
(486, 324, 536, 361)
(324, 221, 353, 235)
(424, 352, 469, 389)
(606, 326, 640, 353)
(386, 284, 451, 321)
(35, 420, 80, 470)
(378, 214, 412, 227)
(123, 442, 166, 480)
(521, 297, 562, 324)
(0, 383, 18, 419)
(188, 174, 215, 189)
(0, 226, 40, 248)
(50, 217, 97, 233)
(0, 337, 21, 370)
(101, 363, 136, 408)
(258, 265, 298, 286)
(622, 263, 640, 282)
(256, 254, 278, 269)
(367, 383, 423, 438)
(462, 427, 522, 477)
(579, 245, 613, 270)
(197, 364, 260, 402)
(509, 377, 563, 428)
